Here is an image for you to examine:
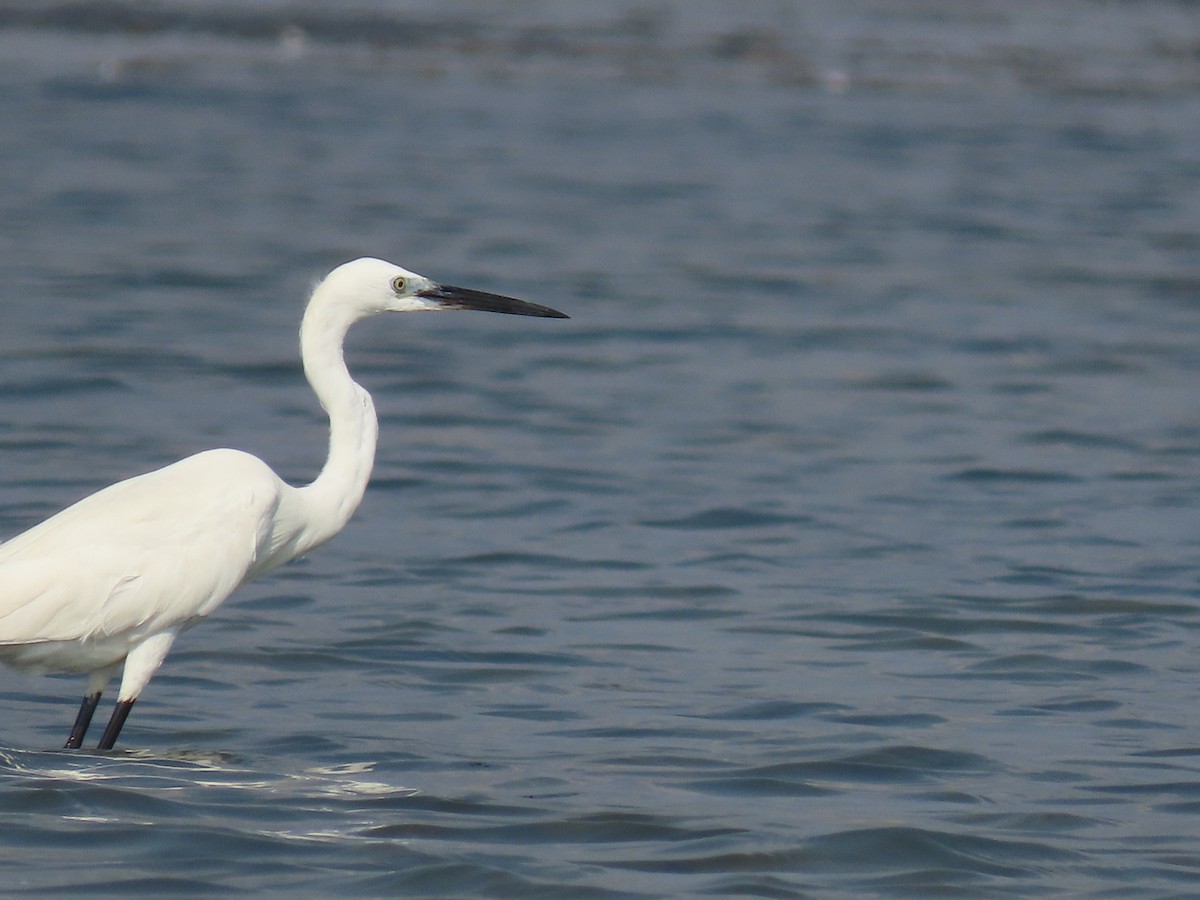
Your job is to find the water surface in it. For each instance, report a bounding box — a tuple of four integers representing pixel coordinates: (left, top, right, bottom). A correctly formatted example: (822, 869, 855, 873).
(1, 1, 1200, 896)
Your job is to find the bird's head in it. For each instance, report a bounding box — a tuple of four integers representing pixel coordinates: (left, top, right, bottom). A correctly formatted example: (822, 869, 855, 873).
(316, 257, 569, 319)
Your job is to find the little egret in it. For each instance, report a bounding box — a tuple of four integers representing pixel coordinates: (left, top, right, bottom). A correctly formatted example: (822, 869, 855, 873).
(0, 257, 567, 750)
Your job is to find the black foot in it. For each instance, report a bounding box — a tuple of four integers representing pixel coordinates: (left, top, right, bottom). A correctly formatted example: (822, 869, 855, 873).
(65, 692, 103, 750)
(97, 699, 136, 750)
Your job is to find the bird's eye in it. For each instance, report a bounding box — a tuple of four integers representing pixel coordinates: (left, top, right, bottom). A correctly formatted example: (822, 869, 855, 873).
(391, 276, 407, 294)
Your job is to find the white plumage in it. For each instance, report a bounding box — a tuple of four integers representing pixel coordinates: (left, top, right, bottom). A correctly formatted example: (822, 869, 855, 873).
(0, 257, 566, 749)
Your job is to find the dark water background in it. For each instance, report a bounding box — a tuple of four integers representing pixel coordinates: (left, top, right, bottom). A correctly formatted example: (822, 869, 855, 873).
(2, 1, 1200, 895)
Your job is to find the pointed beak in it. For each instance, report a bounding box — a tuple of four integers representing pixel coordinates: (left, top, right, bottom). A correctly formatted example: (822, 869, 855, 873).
(417, 284, 569, 319)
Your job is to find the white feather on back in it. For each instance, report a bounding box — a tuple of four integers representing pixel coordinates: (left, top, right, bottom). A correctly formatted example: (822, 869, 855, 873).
(0, 449, 285, 648)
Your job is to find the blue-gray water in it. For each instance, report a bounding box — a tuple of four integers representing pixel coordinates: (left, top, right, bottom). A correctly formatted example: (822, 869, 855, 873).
(2, 1, 1200, 896)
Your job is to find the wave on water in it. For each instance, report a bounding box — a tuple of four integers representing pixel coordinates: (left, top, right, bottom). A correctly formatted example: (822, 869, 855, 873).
(3, 0, 1199, 93)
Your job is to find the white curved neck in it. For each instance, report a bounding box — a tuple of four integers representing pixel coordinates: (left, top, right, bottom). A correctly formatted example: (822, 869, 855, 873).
(294, 294, 379, 554)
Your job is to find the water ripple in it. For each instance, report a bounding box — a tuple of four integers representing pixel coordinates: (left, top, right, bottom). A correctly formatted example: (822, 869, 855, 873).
(3, 2, 1200, 896)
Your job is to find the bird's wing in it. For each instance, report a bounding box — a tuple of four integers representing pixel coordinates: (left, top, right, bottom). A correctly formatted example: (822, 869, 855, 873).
(0, 449, 284, 645)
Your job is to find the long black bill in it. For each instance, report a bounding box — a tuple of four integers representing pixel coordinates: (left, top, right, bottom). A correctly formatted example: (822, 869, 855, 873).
(419, 284, 569, 319)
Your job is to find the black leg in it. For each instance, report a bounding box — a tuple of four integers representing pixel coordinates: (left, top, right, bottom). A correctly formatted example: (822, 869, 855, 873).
(64, 692, 103, 749)
(97, 699, 136, 750)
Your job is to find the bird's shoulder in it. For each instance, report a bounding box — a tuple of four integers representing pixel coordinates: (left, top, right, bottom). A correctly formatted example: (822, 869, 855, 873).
(94, 448, 285, 517)
(0, 449, 287, 560)
(140, 448, 284, 493)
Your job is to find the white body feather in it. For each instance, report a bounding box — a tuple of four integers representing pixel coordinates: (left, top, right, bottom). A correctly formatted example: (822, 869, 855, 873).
(0, 450, 287, 675)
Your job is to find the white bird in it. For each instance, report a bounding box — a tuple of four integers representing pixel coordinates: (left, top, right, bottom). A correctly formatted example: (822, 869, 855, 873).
(0, 257, 567, 750)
